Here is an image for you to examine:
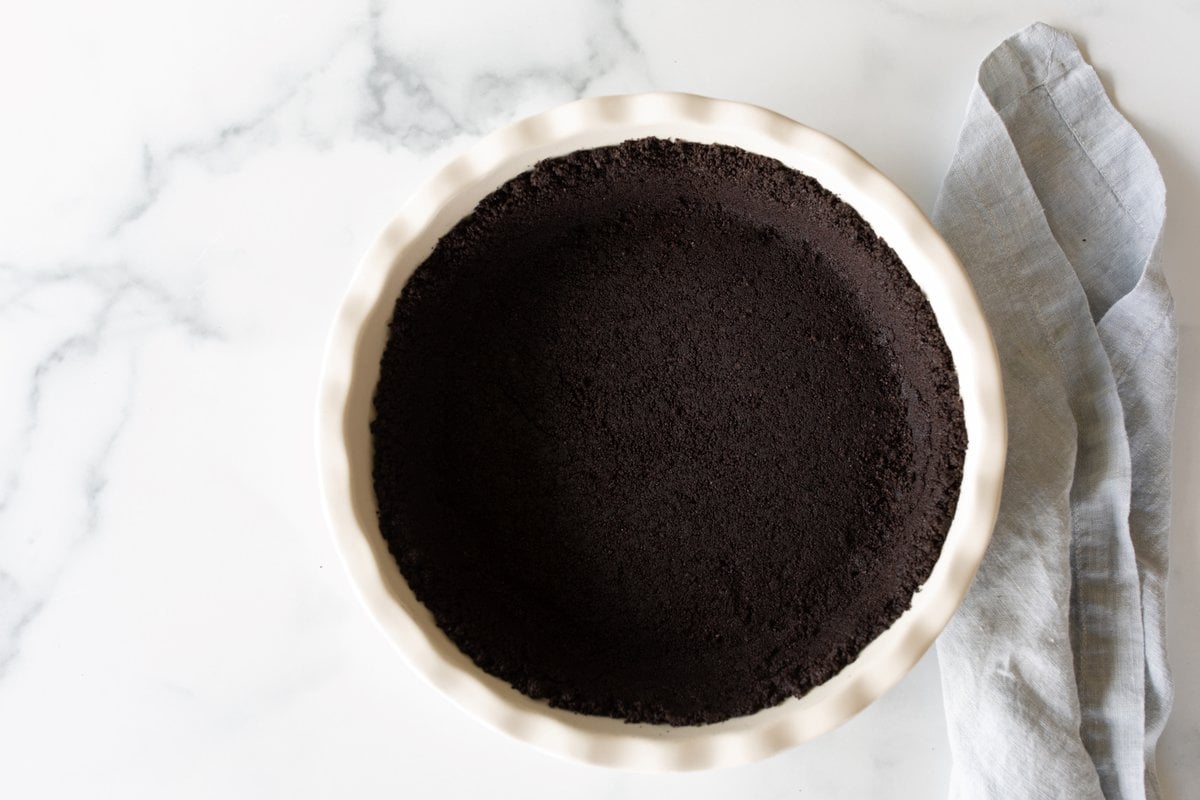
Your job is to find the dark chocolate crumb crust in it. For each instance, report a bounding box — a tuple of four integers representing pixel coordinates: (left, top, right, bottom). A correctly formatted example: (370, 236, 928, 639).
(371, 138, 966, 725)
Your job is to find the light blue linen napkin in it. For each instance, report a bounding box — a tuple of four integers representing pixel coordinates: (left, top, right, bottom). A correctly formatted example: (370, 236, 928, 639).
(933, 23, 1176, 800)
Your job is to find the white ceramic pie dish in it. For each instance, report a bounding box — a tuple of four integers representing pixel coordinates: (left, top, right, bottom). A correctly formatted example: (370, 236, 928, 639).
(316, 92, 1006, 771)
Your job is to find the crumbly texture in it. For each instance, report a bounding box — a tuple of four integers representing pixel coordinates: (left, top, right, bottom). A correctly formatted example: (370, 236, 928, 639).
(371, 138, 966, 725)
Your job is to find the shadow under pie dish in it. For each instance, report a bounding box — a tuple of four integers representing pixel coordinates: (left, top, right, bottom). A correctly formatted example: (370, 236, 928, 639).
(317, 93, 1006, 770)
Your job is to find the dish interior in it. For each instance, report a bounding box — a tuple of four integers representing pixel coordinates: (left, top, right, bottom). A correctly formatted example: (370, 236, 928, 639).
(370, 137, 966, 726)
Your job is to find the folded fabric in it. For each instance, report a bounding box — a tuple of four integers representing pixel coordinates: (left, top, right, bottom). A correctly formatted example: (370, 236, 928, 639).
(933, 23, 1176, 800)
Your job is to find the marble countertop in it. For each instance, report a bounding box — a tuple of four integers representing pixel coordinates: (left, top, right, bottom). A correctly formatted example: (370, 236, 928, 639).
(2, 1, 1196, 797)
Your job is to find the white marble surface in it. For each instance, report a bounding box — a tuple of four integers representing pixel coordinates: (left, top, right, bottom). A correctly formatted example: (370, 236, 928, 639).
(1, 1, 1196, 797)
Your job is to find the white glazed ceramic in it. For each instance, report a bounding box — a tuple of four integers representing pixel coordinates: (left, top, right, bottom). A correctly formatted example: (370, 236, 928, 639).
(316, 93, 1006, 771)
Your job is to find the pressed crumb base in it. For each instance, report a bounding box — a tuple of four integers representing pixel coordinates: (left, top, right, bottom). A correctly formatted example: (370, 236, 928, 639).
(371, 138, 966, 725)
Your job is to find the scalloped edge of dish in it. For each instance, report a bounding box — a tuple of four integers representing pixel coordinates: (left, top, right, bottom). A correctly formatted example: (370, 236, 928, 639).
(316, 93, 1006, 771)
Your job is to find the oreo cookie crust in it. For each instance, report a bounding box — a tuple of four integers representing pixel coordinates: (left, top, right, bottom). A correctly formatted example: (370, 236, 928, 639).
(371, 138, 966, 725)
